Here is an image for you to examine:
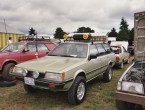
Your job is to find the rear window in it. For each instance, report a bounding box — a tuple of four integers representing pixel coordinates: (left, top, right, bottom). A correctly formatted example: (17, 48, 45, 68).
(111, 46, 121, 54)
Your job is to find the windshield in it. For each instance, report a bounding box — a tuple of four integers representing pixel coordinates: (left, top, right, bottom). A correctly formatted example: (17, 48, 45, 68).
(2, 42, 25, 52)
(49, 43, 88, 58)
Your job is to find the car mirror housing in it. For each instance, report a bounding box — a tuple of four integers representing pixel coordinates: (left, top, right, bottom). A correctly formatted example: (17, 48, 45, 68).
(89, 52, 97, 60)
(23, 48, 29, 52)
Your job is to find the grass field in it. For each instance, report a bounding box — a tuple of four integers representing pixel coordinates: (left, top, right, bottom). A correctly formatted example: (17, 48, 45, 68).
(0, 58, 133, 110)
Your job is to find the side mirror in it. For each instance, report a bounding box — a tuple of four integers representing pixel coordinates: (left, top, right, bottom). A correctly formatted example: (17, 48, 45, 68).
(23, 48, 29, 52)
(89, 51, 97, 60)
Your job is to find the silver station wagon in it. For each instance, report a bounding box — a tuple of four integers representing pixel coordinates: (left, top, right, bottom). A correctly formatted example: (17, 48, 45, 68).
(11, 34, 115, 105)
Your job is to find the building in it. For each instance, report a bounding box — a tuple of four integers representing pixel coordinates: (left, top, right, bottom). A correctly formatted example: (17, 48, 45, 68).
(0, 22, 25, 48)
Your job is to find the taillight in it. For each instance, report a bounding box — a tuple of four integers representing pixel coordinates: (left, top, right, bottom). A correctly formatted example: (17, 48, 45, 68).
(116, 56, 120, 62)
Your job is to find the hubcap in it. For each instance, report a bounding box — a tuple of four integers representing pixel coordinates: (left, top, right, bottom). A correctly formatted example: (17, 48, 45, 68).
(77, 82, 85, 101)
(9, 66, 14, 74)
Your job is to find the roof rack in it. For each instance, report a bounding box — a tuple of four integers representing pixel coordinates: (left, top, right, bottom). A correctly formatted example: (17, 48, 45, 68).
(63, 34, 107, 44)
(18, 36, 51, 42)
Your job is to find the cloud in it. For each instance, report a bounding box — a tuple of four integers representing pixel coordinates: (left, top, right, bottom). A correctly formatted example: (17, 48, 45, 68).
(0, 0, 145, 34)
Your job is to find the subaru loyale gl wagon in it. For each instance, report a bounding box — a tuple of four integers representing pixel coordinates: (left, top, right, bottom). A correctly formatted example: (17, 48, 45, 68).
(11, 35, 115, 105)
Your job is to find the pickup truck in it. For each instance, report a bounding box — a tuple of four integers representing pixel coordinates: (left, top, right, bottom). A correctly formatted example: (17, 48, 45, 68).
(116, 11, 145, 110)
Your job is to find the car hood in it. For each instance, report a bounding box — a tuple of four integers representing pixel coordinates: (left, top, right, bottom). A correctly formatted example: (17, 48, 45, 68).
(16, 56, 84, 73)
(135, 37, 145, 61)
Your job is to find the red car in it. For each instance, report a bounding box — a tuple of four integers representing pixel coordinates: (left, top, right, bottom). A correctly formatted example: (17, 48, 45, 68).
(0, 41, 57, 80)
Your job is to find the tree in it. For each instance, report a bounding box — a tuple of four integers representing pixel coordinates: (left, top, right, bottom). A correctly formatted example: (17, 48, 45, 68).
(76, 27, 95, 33)
(54, 27, 66, 39)
(108, 27, 118, 37)
(29, 27, 36, 35)
(116, 18, 130, 41)
(128, 28, 134, 46)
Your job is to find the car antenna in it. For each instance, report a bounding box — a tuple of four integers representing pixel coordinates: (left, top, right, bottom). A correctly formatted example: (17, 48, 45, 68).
(35, 32, 38, 59)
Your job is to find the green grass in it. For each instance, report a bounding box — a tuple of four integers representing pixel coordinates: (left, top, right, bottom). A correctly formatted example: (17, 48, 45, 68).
(0, 58, 133, 110)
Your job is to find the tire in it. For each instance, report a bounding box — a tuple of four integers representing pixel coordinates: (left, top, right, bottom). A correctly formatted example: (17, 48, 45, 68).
(103, 65, 113, 82)
(0, 80, 16, 87)
(126, 59, 130, 64)
(68, 76, 86, 105)
(24, 84, 37, 93)
(116, 99, 143, 110)
(120, 62, 123, 69)
(2, 63, 15, 81)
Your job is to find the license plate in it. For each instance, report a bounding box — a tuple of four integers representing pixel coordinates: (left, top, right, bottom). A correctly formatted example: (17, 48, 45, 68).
(24, 77, 35, 86)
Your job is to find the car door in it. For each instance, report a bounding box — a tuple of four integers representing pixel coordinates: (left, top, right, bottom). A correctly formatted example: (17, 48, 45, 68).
(20, 42, 38, 62)
(122, 46, 129, 62)
(86, 45, 102, 80)
(37, 43, 49, 57)
(96, 44, 109, 73)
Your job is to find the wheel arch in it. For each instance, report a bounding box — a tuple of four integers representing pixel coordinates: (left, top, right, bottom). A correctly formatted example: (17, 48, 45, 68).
(2, 60, 17, 71)
(73, 69, 86, 80)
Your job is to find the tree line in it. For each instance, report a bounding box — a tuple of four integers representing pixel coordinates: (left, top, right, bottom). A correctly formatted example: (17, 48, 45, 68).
(28, 18, 134, 42)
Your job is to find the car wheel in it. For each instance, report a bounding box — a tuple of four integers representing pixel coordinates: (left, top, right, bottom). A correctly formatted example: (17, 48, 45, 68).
(120, 62, 124, 69)
(126, 59, 130, 64)
(24, 84, 37, 93)
(103, 65, 113, 82)
(2, 63, 15, 81)
(68, 76, 86, 105)
(116, 99, 143, 110)
(0, 80, 16, 87)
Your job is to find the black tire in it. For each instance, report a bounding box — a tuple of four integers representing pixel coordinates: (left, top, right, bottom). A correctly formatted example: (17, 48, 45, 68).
(2, 63, 15, 81)
(116, 99, 143, 110)
(0, 80, 16, 87)
(120, 62, 123, 69)
(103, 65, 113, 82)
(68, 76, 86, 105)
(24, 84, 37, 93)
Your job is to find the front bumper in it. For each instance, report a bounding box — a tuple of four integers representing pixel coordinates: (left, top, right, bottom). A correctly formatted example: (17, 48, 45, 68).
(116, 91, 145, 106)
(14, 75, 72, 91)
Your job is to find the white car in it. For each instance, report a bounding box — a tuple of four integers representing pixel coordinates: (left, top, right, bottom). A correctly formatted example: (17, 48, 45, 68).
(111, 45, 130, 69)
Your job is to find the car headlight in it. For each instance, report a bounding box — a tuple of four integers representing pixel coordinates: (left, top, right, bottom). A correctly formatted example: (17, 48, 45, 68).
(122, 81, 144, 94)
(13, 67, 27, 76)
(45, 72, 65, 81)
(32, 71, 39, 79)
(117, 81, 121, 91)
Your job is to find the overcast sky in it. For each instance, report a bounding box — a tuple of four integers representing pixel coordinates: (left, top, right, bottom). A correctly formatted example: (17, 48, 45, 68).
(0, 0, 145, 34)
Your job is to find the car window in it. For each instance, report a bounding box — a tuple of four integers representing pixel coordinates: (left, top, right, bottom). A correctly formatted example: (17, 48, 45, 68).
(37, 43, 48, 52)
(111, 46, 121, 54)
(122, 46, 127, 52)
(26, 43, 36, 52)
(102, 44, 111, 53)
(96, 44, 105, 55)
(2, 42, 24, 52)
(89, 45, 99, 55)
(49, 43, 88, 58)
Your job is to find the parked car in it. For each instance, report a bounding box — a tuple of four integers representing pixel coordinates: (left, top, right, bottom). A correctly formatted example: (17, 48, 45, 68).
(0, 41, 57, 80)
(111, 45, 130, 69)
(116, 11, 145, 110)
(10, 35, 116, 105)
(128, 45, 134, 55)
